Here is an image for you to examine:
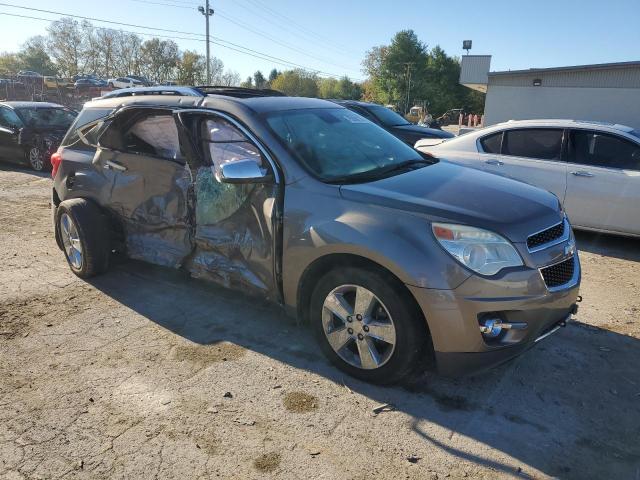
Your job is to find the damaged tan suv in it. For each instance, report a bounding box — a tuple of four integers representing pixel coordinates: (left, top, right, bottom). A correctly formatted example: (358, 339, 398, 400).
(51, 87, 581, 384)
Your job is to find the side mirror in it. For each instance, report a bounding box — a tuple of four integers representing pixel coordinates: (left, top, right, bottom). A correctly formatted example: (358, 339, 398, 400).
(218, 159, 272, 184)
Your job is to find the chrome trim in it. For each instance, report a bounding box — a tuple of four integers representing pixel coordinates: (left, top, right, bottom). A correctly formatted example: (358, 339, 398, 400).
(538, 253, 580, 293)
(527, 218, 570, 253)
(534, 315, 569, 343)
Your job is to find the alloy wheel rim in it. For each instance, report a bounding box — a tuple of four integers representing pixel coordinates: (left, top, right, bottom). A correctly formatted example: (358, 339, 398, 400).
(29, 147, 43, 171)
(60, 213, 83, 269)
(321, 284, 396, 370)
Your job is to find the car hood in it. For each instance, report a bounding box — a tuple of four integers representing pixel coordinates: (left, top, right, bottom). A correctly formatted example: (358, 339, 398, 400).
(391, 124, 454, 139)
(339, 160, 562, 243)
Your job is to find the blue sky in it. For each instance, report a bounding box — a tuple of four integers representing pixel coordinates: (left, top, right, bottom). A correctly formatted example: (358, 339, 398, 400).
(1, 0, 638, 81)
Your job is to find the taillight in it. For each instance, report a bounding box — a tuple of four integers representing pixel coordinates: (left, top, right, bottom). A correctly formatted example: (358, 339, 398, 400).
(50, 150, 62, 178)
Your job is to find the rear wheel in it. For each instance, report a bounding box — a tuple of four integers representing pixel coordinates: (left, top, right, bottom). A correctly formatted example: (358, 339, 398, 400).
(55, 199, 110, 278)
(310, 267, 428, 384)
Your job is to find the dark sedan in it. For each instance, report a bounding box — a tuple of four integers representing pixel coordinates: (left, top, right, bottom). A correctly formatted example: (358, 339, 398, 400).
(334, 100, 454, 146)
(0, 102, 77, 171)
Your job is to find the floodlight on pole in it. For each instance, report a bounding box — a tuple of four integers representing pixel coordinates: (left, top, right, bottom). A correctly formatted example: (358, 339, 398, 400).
(199, 1, 214, 84)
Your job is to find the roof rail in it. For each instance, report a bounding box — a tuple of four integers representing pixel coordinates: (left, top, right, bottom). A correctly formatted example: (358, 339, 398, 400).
(194, 86, 285, 98)
(98, 86, 204, 100)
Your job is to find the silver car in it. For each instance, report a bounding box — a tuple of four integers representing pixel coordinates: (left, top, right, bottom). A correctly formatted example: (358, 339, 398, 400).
(416, 119, 640, 237)
(51, 91, 581, 383)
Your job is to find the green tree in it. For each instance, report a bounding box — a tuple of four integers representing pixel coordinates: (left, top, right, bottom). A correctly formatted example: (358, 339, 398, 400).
(362, 32, 485, 117)
(270, 69, 318, 97)
(363, 30, 428, 113)
(46, 17, 84, 76)
(18, 37, 57, 75)
(140, 38, 179, 82)
(176, 50, 206, 85)
(253, 70, 266, 89)
(0, 53, 22, 77)
(240, 76, 253, 88)
(267, 68, 279, 86)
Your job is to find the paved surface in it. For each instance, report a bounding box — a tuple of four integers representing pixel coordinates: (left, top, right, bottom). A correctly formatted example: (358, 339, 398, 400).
(1, 164, 639, 479)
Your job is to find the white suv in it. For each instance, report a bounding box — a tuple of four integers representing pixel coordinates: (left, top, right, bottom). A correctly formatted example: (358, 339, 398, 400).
(416, 119, 640, 237)
(107, 77, 143, 89)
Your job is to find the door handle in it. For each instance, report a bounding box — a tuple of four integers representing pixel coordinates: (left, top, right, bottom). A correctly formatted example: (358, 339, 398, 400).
(485, 159, 504, 166)
(570, 170, 594, 177)
(104, 160, 127, 172)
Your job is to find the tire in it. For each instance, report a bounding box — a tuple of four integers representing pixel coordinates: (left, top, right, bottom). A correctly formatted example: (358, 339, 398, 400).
(55, 198, 110, 278)
(25, 145, 47, 171)
(310, 267, 429, 384)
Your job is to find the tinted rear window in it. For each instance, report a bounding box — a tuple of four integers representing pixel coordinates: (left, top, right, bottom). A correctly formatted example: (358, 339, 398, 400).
(61, 107, 113, 149)
(480, 132, 502, 153)
(503, 129, 563, 160)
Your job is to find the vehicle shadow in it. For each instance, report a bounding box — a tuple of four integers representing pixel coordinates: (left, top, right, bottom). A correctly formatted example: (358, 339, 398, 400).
(575, 230, 640, 262)
(0, 162, 49, 178)
(87, 260, 640, 480)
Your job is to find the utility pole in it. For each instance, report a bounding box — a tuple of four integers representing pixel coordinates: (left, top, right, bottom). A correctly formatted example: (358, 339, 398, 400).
(198, 1, 214, 84)
(403, 62, 414, 114)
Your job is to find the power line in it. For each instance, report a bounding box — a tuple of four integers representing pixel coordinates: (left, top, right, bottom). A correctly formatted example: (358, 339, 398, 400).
(0, 5, 350, 78)
(128, 0, 360, 74)
(0, 10, 346, 78)
(238, 0, 360, 57)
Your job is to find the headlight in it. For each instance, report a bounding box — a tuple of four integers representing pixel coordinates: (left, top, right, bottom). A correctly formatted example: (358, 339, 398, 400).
(432, 223, 523, 276)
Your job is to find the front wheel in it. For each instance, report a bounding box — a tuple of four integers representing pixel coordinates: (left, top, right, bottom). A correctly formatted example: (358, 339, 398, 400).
(310, 267, 429, 384)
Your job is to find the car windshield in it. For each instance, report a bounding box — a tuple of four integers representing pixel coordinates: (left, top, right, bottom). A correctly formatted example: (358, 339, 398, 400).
(265, 108, 428, 182)
(16, 107, 76, 129)
(367, 105, 411, 127)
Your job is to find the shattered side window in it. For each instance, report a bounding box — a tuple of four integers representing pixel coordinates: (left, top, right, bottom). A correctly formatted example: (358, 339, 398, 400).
(195, 118, 265, 225)
(205, 118, 264, 174)
(122, 115, 184, 161)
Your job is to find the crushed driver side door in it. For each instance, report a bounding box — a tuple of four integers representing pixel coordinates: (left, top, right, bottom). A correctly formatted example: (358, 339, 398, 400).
(174, 110, 282, 301)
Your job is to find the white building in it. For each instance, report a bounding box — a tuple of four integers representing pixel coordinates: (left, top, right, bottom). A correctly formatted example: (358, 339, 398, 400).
(460, 57, 640, 130)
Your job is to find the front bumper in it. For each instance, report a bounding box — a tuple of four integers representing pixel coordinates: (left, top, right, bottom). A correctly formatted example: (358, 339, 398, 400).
(408, 253, 581, 376)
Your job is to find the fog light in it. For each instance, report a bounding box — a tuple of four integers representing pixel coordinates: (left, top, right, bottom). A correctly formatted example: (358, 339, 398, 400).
(479, 318, 503, 338)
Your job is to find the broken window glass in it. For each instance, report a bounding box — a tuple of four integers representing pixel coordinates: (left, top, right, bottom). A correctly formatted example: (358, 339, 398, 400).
(123, 115, 184, 161)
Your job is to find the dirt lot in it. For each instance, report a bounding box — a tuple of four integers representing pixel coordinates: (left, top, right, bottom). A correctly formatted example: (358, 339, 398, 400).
(1, 165, 639, 479)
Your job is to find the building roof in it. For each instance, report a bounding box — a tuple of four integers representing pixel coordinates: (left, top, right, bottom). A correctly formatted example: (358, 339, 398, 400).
(489, 61, 640, 77)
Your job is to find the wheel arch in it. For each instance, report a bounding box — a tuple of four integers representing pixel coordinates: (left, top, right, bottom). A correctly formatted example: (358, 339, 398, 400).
(296, 253, 431, 336)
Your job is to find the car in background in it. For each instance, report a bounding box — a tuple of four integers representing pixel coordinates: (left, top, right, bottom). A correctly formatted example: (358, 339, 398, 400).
(107, 77, 144, 89)
(17, 70, 42, 80)
(126, 75, 153, 86)
(415, 119, 640, 237)
(0, 101, 77, 171)
(44, 76, 74, 90)
(334, 100, 454, 146)
(50, 90, 579, 383)
(75, 78, 106, 92)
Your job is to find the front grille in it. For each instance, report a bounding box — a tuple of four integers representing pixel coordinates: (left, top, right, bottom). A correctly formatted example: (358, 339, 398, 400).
(527, 221, 565, 250)
(540, 256, 575, 288)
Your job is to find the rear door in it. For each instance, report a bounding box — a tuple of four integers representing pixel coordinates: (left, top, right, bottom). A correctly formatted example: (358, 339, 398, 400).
(479, 128, 568, 201)
(175, 110, 282, 300)
(564, 129, 640, 235)
(94, 107, 195, 267)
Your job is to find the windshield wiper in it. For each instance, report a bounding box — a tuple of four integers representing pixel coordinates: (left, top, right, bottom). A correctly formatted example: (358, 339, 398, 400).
(326, 159, 431, 184)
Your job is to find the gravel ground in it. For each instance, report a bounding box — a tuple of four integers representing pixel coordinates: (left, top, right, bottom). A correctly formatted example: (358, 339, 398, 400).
(1, 164, 639, 480)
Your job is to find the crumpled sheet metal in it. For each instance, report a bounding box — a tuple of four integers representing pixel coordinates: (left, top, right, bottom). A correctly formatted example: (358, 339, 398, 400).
(110, 161, 193, 268)
(186, 166, 275, 297)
